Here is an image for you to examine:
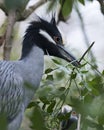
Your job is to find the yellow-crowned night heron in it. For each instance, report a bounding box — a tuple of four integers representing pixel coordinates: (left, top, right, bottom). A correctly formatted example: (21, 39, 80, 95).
(0, 16, 79, 130)
(60, 105, 78, 130)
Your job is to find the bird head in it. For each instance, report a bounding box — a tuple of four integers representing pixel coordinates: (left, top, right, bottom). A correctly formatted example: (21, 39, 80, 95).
(22, 16, 80, 66)
(61, 105, 78, 130)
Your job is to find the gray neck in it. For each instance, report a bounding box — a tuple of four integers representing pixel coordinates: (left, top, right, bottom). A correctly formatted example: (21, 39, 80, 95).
(20, 46, 44, 87)
(16, 46, 44, 108)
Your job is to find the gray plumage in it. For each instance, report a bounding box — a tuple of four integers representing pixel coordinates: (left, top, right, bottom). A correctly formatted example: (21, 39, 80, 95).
(0, 16, 79, 130)
(0, 46, 44, 130)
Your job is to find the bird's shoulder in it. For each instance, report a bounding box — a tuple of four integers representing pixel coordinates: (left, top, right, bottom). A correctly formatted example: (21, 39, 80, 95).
(0, 60, 23, 84)
(0, 61, 24, 96)
(0, 60, 24, 121)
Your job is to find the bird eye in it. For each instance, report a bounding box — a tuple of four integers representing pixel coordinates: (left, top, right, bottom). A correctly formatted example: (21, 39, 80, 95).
(72, 111, 76, 115)
(54, 36, 61, 43)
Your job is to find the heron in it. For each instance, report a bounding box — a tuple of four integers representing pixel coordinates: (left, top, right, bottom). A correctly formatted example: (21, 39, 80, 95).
(0, 16, 79, 130)
(60, 105, 78, 130)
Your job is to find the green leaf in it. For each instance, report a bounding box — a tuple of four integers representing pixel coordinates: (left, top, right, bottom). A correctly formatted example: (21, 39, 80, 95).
(27, 102, 38, 109)
(98, 104, 104, 125)
(102, 70, 104, 75)
(47, 100, 56, 113)
(55, 70, 65, 80)
(46, 75, 54, 81)
(37, 86, 53, 98)
(42, 104, 46, 110)
(57, 113, 65, 121)
(85, 119, 99, 128)
(98, 114, 104, 125)
(29, 106, 49, 130)
(60, 93, 66, 100)
(52, 58, 61, 65)
(87, 76, 103, 94)
(58, 87, 66, 91)
(4, 0, 29, 10)
(81, 70, 88, 74)
(0, 114, 7, 130)
(62, 0, 74, 18)
(71, 72, 77, 79)
(91, 88, 99, 96)
(63, 112, 72, 120)
(79, 81, 84, 86)
(57, 112, 71, 121)
(96, 125, 104, 130)
(78, 0, 85, 5)
(39, 97, 50, 104)
(84, 94, 93, 104)
(45, 68, 53, 74)
(79, 62, 87, 68)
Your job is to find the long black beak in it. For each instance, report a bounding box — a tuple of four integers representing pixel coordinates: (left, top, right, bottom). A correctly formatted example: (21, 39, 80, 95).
(57, 44, 80, 67)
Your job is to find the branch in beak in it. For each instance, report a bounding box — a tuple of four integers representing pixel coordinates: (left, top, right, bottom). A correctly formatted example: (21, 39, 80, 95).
(57, 44, 80, 67)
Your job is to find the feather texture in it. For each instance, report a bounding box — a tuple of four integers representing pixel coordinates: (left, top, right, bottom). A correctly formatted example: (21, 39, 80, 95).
(0, 46, 44, 130)
(0, 61, 23, 122)
(0, 16, 78, 130)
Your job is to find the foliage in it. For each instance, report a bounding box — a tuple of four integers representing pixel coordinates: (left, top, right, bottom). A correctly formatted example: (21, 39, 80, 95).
(23, 1, 104, 130)
(27, 46, 104, 130)
(59, 0, 85, 18)
(4, 0, 29, 11)
(0, 0, 104, 130)
(0, 113, 7, 130)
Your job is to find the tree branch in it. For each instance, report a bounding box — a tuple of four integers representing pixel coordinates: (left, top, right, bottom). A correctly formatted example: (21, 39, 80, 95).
(0, 0, 48, 60)
(75, 3, 97, 66)
(17, 0, 47, 21)
(3, 9, 16, 60)
(79, 42, 95, 63)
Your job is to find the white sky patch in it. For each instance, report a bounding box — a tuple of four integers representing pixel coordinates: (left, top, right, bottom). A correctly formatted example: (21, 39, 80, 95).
(39, 29, 56, 44)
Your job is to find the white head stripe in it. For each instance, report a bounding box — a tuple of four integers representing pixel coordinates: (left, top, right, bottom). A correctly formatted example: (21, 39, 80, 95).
(39, 29, 56, 44)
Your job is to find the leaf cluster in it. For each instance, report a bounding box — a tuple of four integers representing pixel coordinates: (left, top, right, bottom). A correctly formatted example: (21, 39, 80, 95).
(27, 41, 104, 130)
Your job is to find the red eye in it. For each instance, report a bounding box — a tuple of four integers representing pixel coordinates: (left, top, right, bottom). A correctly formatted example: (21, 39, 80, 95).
(54, 36, 61, 43)
(72, 111, 76, 115)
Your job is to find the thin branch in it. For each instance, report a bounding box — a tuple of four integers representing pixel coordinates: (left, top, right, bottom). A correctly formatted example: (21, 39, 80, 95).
(75, 3, 97, 65)
(79, 42, 95, 63)
(17, 0, 47, 21)
(3, 9, 17, 60)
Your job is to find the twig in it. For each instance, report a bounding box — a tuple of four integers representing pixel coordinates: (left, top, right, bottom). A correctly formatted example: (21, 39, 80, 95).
(18, 0, 47, 21)
(79, 42, 95, 63)
(75, 3, 96, 65)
